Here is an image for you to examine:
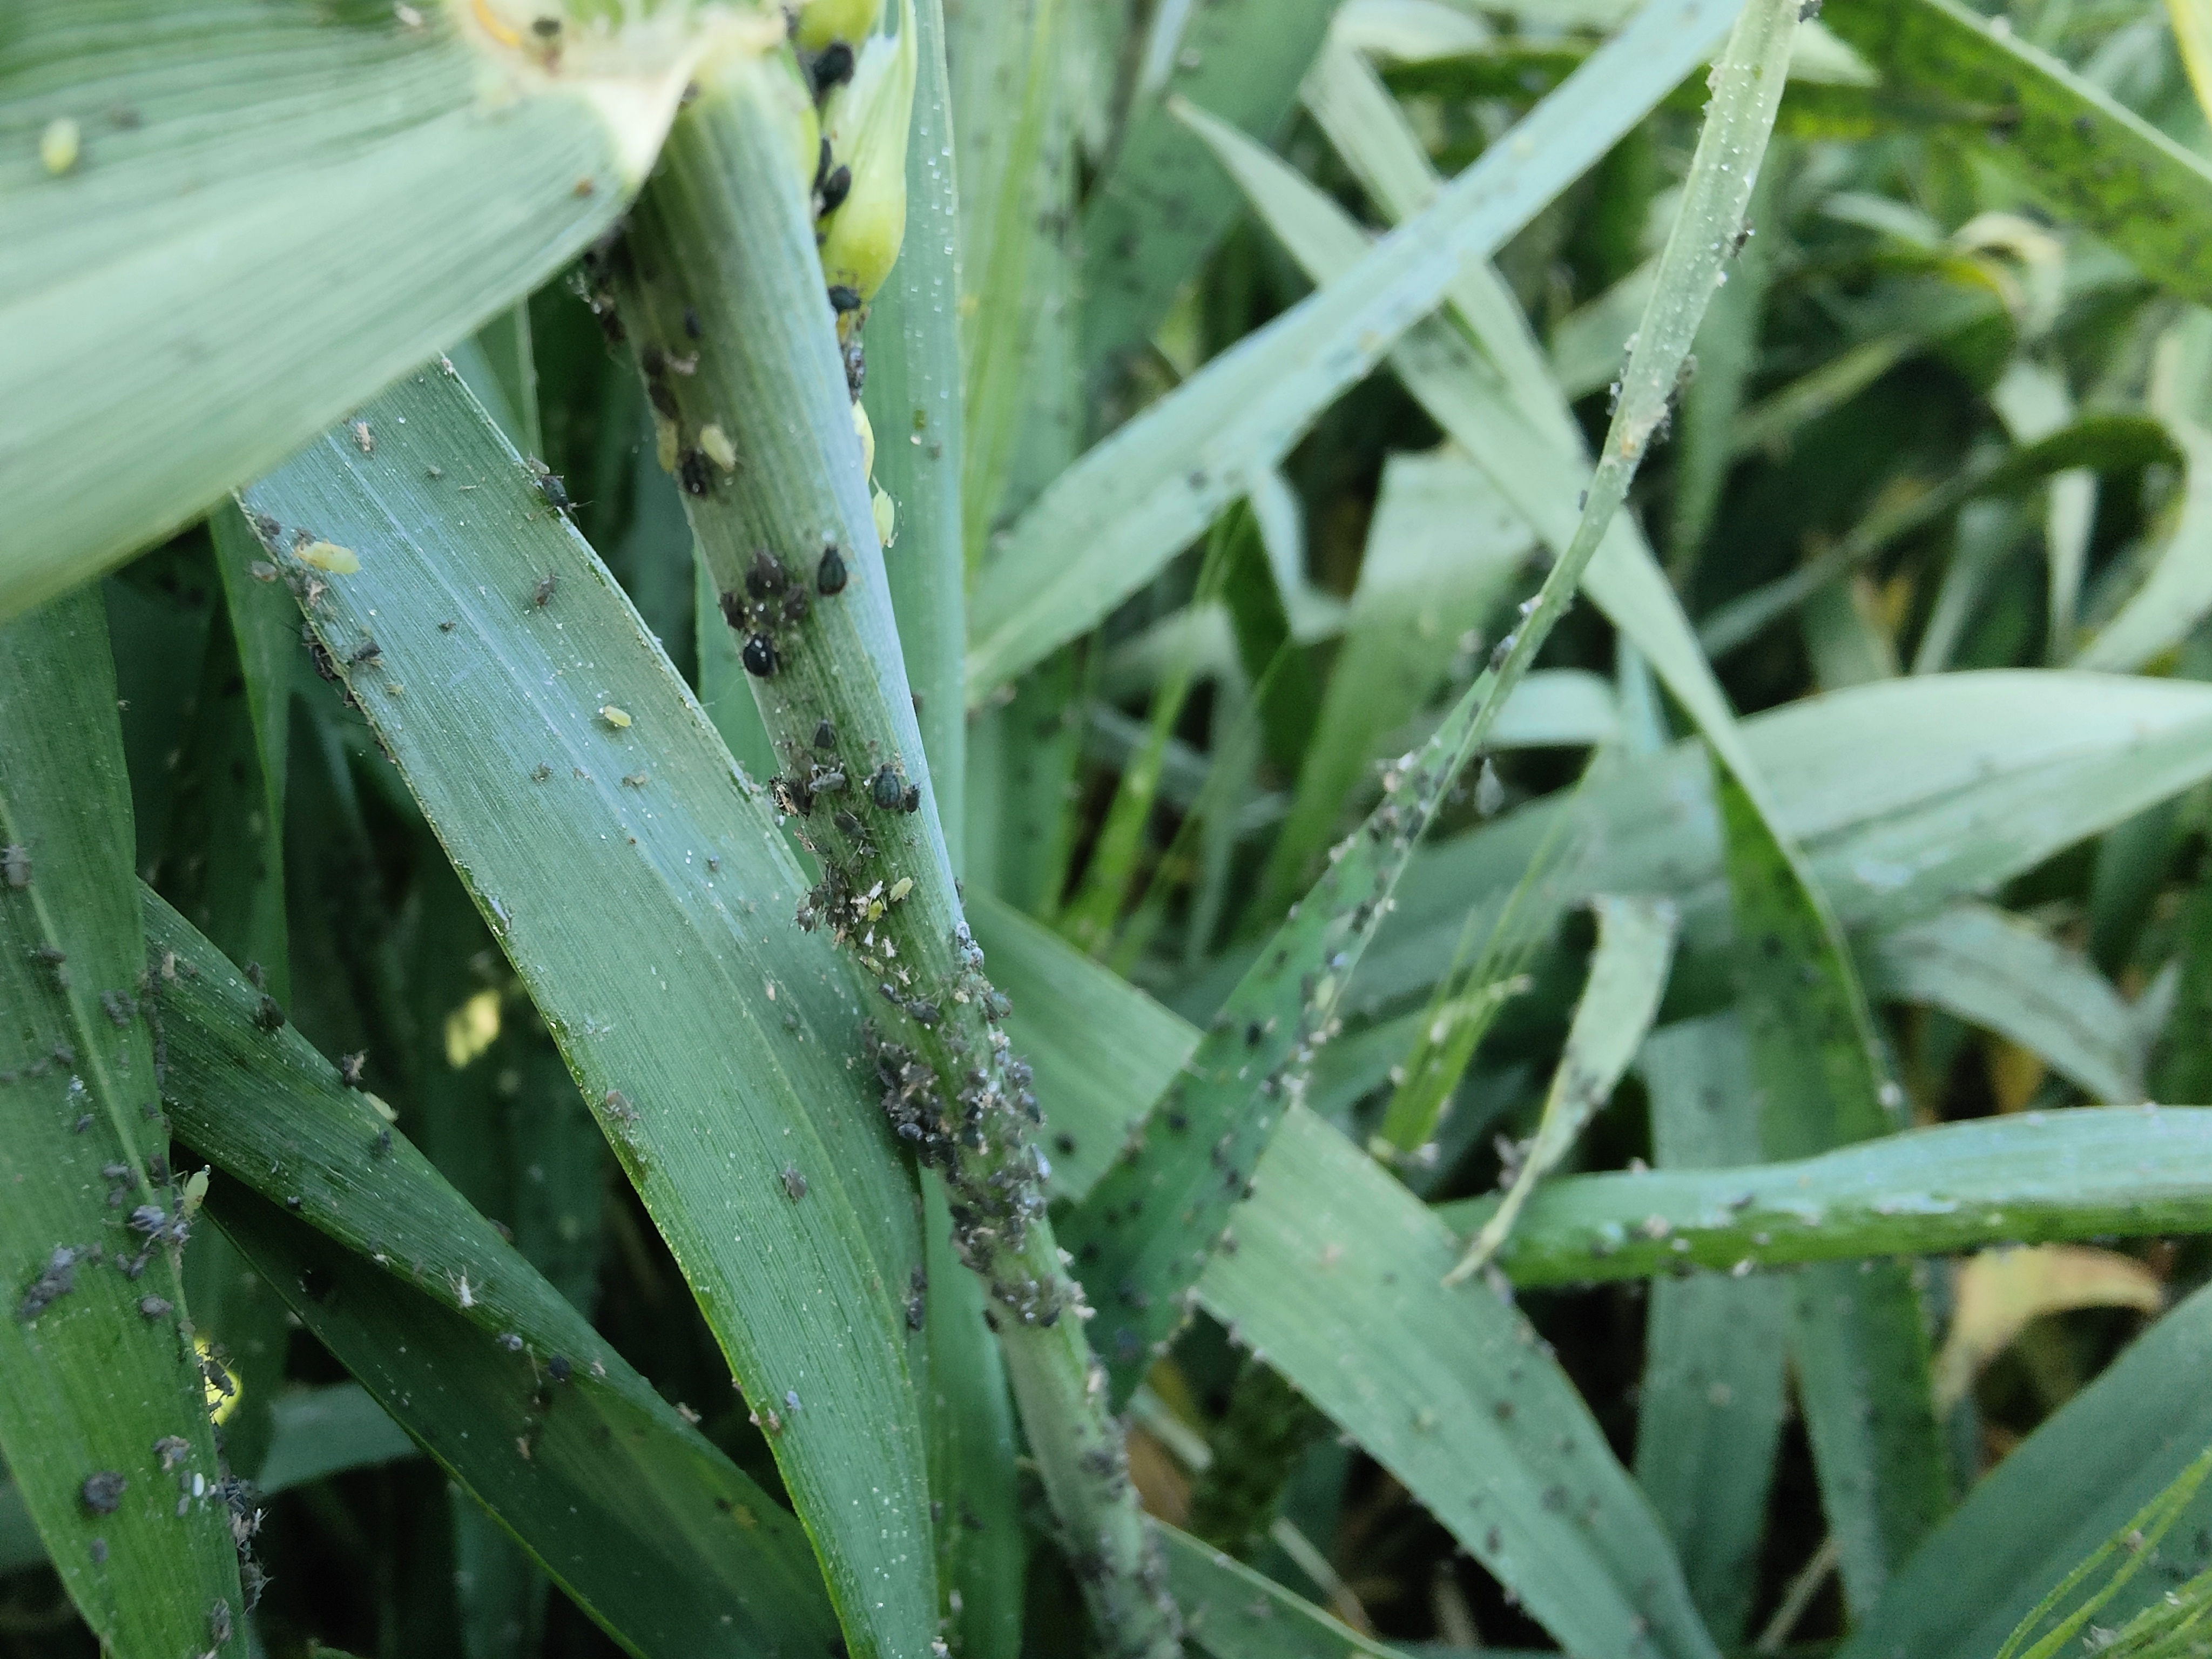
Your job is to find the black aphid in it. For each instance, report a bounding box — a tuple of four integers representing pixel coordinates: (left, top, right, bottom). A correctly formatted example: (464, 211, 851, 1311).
(81, 1472, 126, 1514)
(252, 995, 285, 1033)
(547, 1354, 572, 1384)
(348, 638, 382, 667)
(533, 574, 557, 608)
(339, 1051, 367, 1089)
(18, 1246, 77, 1321)
(742, 635, 779, 678)
(827, 284, 862, 314)
(820, 164, 852, 214)
(2, 845, 28, 889)
(679, 449, 712, 497)
(781, 1164, 807, 1201)
(535, 470, 571, 514)
(869, 766, 904, 810)
(901, 785, 920, 814)
(812, 719, 837, 750)
(812, 39, 854, 95)
(719, 589, 746, 631)
(683, 306, 703, 340)
(138, 1294, 172, 1319)
(648, 379, 680, 421)
(843, 340, 866, 401)
(816, 544, 847, 595)
(746, 549, 788, 598)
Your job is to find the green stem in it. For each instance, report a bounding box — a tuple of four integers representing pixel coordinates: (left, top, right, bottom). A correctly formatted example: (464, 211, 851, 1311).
(609, 50, 1181, 1659)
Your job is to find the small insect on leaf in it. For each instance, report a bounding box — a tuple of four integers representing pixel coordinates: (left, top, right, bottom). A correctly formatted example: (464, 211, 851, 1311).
(80, 1472, 125, 1514)
(700, 422, 739, 471)
(534, 574, 557, 608)
(781, 1164, 807, 1201)
(39, 116, 80, 176)
(816, 543, 847, 595)
(743, 635, 779, 678)
(2, 844, 28, 889)
(352, 420, 374, 454)
(599, 705, 632, 729)
(296, 541, 361, 574)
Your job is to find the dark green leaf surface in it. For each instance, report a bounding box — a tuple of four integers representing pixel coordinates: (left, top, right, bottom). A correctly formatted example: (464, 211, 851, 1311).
(1826, 0, 2212, 311)
(0, 0, 648, 615)
(148, 889, 839, 1657)
(1719, 766, 1946, 1614)
(1077, 0, 1339, 383)
(1839, 1282, 2212, 1659)
(1192, 1106, 1719, 1659)
(1632, 1014, 1787, 1649)
(0, 590, 244, 1654)
(235, 366, 934, 1659)
(1162, 1526, 1424, 1659)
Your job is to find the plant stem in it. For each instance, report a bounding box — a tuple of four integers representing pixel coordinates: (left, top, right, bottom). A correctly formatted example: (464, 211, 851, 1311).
(609, 48, 1182, 1659)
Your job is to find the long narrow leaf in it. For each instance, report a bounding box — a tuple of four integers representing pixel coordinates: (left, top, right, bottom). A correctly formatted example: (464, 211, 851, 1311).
(0, 0, 719, 614)
(149, 889, 840, 1656)
(1720, 766, 1946, 1612)
(966, 0, 1744, 698)
(0, 590, 246, 1653)
(237, 367, 935, 1659)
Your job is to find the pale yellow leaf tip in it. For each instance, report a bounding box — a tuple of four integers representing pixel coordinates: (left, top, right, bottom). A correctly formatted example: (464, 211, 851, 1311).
(453, 0, 784, 188)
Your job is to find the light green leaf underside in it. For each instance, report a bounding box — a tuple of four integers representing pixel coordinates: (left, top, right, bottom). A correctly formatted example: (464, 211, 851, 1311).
(965, 0, 1744, 699)
(236, 367, 935, 1659)
(0, 590, 244, 1654)
(0, 0, 645, 618)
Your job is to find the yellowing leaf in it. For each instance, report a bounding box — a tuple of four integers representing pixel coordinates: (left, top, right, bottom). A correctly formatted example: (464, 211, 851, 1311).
(1934, 1245, 2163, 1410)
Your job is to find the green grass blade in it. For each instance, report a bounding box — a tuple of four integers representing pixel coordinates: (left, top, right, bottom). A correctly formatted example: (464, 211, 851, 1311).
(2, 1383, 420, 1575)
(152, 541, 292, 1002)
(2075, 420, 2212, 674)
(1699, 415, 2179, 660)
(1163, 1525, 1426, 1659)
(1824, 0, 2212, 311)
(616, 52, 1173, 1650)
(1836, 1280, 2212, 1659)
(216, 1191, 842, 1659)
(1719, 765, 1947, 1613)
(867, 0, 968, 846)
(1356, 671, 2212, 1031)
(963, 649, 1086, 914)
(1289, 36, 1781, 841)
(949, 0, 1067, 570)
(0, 589, 246, 1653)
(1192, 1107, 1721, 1659)
(968, 890, 1196, 1199)
(1447, 894, 1677, 1280)
(236, 366, 935, 1659)
(1258, 449, 1534, 914)
(0, 0, 683, 617)
(1067, 0, 1799, 1386)
(1631, 1014, 1788, 1649)
(1077, 0, 1339, 387)
(148, 888, 840, 1656)
(965, 0, 1744, 700)
(1435, 1105, 2212, 1284)
(1868, 900, 2146, 1103)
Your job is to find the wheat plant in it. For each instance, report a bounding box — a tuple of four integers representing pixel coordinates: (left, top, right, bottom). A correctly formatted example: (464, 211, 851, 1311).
(8, 0, 2212, 1656)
